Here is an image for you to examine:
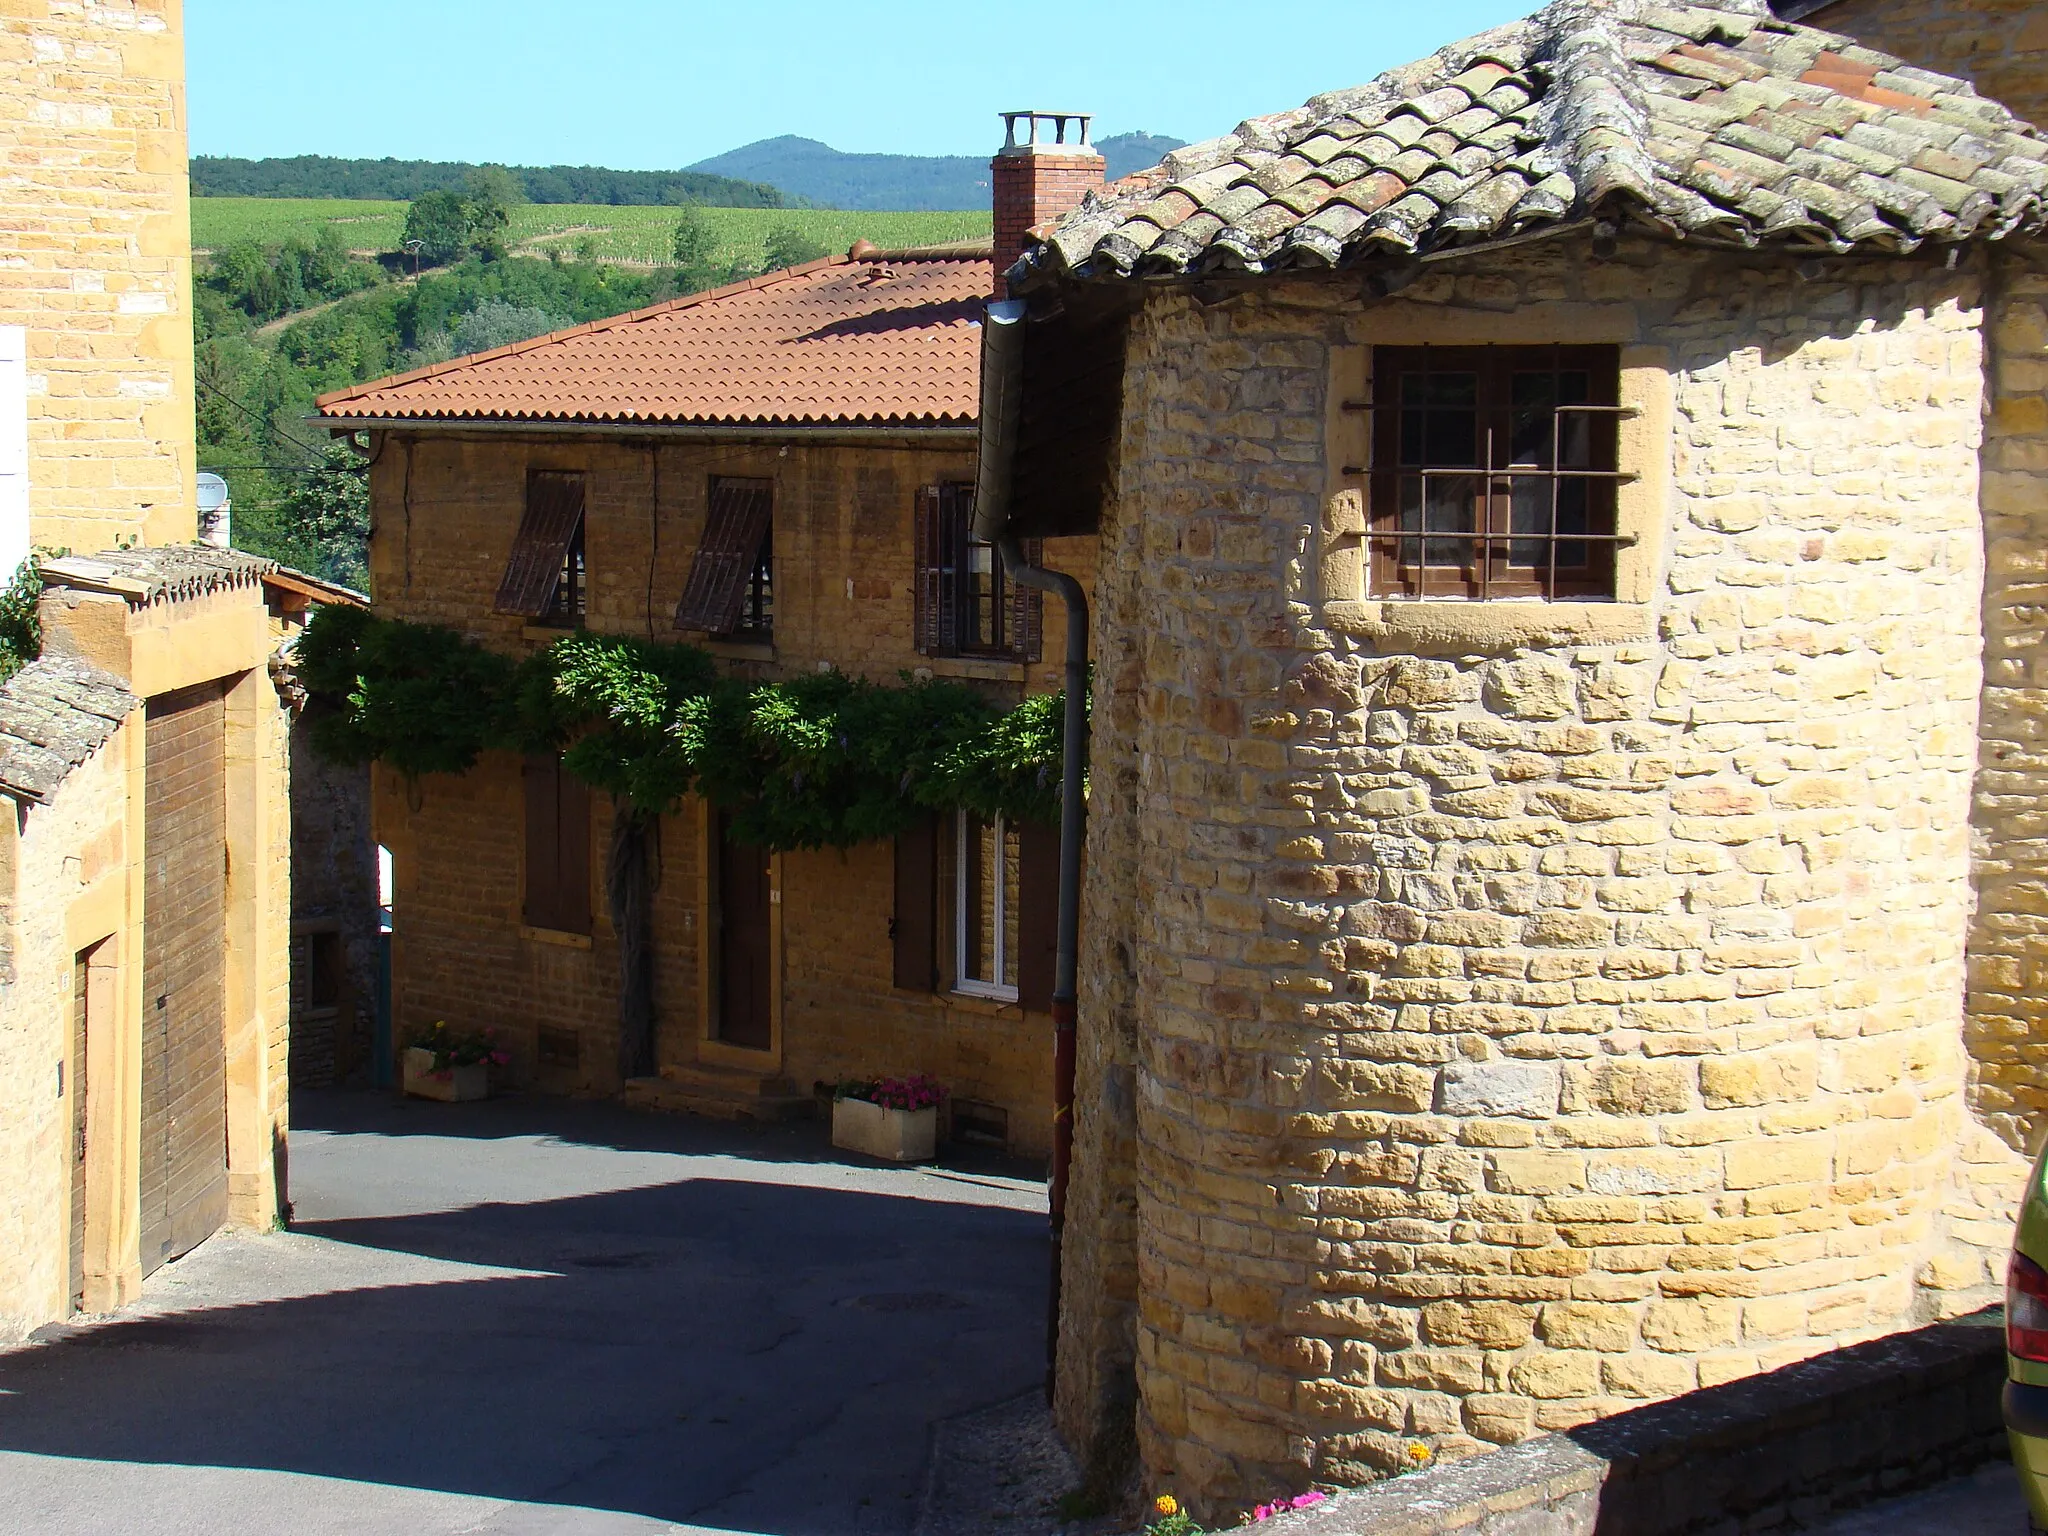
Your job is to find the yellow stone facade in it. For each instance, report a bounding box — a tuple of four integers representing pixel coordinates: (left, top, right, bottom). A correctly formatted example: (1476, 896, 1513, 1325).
(0, 0, 199, 554)
(366, 429, 1091, 1157)
(0, 0, 293, 1339)
(1802, 0, 2048, 130)
(1054, 235, 2045, 1512)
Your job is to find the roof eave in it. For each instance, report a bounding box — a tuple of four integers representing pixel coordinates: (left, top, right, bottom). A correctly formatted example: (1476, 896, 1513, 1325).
(308, 415, 980, 444)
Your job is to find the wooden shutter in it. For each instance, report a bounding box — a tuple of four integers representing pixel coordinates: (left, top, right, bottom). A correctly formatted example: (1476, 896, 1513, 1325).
(893, 814, 939, 991)
(524, 753, 591, 934)
(556, 770, 592, 935)
(495, 472, 586, 617)
(674, 478, 774, 634)
(523, 755, 561, 929)
(913, 486, 944, 656)
(1007, 538, 1044, 663)
(1016, 816, 1060, 1013)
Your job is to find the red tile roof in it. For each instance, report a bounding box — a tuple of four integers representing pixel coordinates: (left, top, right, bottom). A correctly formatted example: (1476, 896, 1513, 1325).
(314, 248, 993, 429)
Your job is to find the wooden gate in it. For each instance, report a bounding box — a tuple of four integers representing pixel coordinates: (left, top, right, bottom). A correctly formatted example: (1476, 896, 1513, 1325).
(140, 680, 229, 1276)
(715, 814, 772, 1051)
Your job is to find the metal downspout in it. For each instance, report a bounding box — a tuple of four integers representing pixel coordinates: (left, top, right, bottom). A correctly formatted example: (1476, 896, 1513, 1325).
(975, 298, 1088, 1398)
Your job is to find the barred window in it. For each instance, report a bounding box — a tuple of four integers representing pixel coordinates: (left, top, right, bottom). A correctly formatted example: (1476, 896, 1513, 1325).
(1368, 345, 1626, 601)
(914, 483, 1042, 661)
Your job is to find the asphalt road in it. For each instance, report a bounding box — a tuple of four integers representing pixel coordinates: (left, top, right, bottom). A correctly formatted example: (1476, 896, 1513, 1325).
(1809, 1460, 2027, 1535)
(0, 1090, 1051, 1536)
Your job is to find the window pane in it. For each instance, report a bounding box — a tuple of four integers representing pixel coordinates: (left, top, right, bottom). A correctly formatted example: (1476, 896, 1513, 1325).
(1398, 370, 1477, 468)
(1400, 471, 1480, 567)
(958, 813, 1020, 994)
(966, 537, 996, 649)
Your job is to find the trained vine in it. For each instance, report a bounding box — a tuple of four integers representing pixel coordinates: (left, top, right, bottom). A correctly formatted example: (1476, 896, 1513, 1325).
(295, 604, 1077, 851)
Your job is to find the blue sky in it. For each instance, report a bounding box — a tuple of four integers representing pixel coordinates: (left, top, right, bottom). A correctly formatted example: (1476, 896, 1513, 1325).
(188, 1, 1535, 167)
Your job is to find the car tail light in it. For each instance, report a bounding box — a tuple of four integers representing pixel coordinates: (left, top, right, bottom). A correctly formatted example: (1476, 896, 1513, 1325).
(2010, 1251, 2048, 1362)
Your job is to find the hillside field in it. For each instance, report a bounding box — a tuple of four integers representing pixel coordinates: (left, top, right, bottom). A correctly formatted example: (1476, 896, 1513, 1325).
(191, 198, 991, 267)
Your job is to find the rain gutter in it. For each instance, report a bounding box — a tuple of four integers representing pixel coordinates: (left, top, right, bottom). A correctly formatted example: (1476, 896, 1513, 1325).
(973, 296, 1087, 1398)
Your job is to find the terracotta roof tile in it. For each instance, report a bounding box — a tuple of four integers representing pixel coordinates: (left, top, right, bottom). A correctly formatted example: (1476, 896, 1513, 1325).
(1020, 0, 2048, 286)
(315, 249, 993, 428)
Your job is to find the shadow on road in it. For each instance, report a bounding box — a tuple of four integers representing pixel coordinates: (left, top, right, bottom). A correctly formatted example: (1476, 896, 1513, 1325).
(0, 1091, 1050, 1535)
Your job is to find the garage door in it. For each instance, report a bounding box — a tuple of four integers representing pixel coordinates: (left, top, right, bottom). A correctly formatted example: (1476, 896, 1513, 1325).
(140, 679, 229, 1276)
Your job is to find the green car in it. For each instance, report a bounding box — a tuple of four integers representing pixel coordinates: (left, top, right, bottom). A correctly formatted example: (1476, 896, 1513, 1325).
(2009, 1141, 2048, 1531)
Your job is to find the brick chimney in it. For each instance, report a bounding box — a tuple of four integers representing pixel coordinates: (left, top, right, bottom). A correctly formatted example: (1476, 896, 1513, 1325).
(992, 111, 1105, 297)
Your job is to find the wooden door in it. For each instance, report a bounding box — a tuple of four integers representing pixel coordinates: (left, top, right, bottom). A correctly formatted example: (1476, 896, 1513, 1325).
(716, 814, 773, 1051)
(140, 680, 229, 1277)
(68, 950, 89, 1313)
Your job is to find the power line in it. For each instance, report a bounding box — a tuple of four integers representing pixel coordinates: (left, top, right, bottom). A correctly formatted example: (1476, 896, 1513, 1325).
(195, 374, 336, 463)
(200, 463, 366, 474)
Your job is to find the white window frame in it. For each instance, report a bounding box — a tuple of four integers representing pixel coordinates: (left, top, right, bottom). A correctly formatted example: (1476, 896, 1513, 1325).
(953, 808, 1018, 1002)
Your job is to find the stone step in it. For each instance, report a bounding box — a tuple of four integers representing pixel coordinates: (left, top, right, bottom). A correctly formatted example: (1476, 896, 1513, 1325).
(623, 1067, 816, 1123)
(658, 1061, 801, 1098)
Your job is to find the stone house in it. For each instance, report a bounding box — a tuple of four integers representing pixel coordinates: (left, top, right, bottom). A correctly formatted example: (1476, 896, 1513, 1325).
(977, 0, 2048, 1511)
(312, 134, 1107, 1152)
(0, 2, 294, 1338)
(265, 568, 379, 1090)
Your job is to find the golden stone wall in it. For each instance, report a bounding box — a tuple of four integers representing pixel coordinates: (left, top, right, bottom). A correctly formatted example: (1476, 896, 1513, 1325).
(367, 431, 1090, 1155)
(1, 0, 198, 552)
(1805, 0, 2048, 129)
(1961, 252, 2048, 1284)
(0, 718, 137, 1335)
(0, 0, 292, 1340)
(1062, 237, 2005, 1514)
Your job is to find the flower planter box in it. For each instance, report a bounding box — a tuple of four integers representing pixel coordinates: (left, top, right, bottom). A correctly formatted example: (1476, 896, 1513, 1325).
(832, 1096, 937, 1162)
(402, 1046, 490, 1102)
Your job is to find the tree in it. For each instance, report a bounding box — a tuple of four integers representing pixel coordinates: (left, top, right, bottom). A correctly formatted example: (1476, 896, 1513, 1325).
(402, 190, 472, 266)
(465, 164, 525, 209)
(762, 225, 827, 272)
(448, 299, 564, 357)
(461, 167, 517, 261)
(275, 439, 371, 590)
(671, 207, 716, 270)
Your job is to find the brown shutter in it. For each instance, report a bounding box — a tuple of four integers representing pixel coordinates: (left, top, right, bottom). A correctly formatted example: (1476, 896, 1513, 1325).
(674, 478, 774, 634)
(1017, 816, 1060, 1013)
(1008, 537, 1045, 663)
(523, 754, 562, 930)
(913, 486, 943, 656)
(495, 472, 586, 617)
(892, 814, 939, 991)
(524, 753, 591, 934)
(556, 768, 592, 935)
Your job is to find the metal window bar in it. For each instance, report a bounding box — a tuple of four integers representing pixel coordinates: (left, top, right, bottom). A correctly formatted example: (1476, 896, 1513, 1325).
(1357, 352, 1634, 600)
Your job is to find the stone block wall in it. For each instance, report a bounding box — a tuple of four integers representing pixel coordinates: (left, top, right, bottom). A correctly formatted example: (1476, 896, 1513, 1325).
(367, 431, 1090, 1153)
(2, 0, 198, 553)
(1060, 235, 2006, 1515)
(0, 726, 133, 1336)
(1802, 0, 2048, 131)
(1961, 251, 2048, 1281)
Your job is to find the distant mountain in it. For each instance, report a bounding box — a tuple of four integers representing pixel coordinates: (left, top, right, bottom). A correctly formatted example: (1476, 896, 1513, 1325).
(687, 131, 1187, 212)
(190, 155, 785, 208)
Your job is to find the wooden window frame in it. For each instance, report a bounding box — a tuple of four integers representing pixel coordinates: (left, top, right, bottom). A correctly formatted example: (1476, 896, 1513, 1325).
(1367, 344, 1626, 602)
(915, 483, 1042, 661)
(953, 808, 1019, 1002)
(494, 471, 587, 619)
(535, 516, 586, 630)
(674, 477, 774, 637)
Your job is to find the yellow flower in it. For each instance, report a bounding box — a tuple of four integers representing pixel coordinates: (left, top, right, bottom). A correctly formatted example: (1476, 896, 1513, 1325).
(1406, 1441, 1433, 1465)
(1153, 1493, 1180, 1517)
